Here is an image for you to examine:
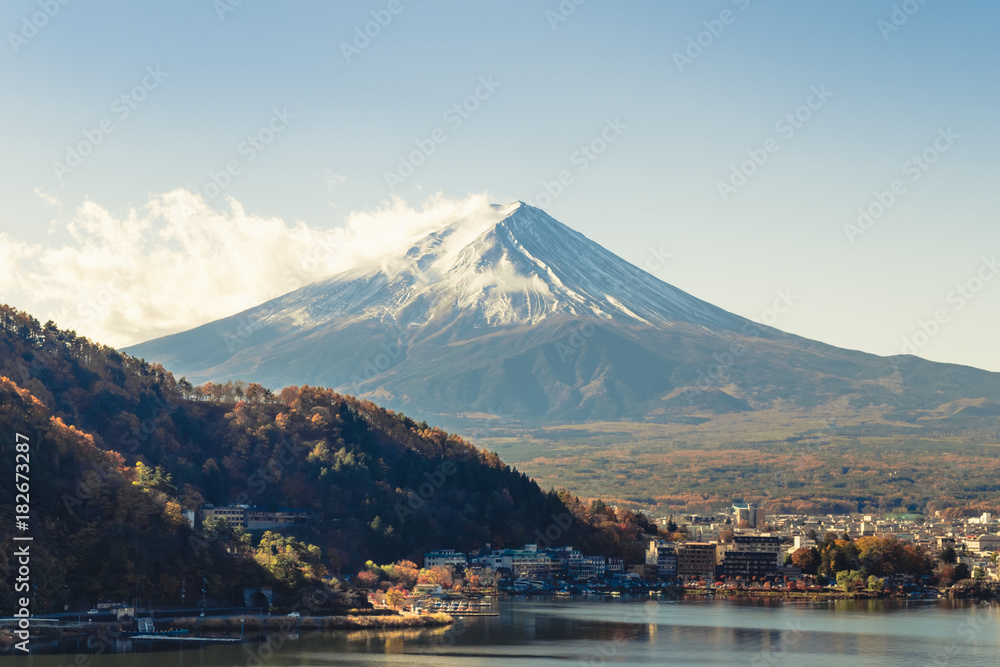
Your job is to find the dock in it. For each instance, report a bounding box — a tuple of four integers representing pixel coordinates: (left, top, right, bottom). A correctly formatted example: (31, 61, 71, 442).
(449, 611, 500, 617)
(131, 634, 242, 643)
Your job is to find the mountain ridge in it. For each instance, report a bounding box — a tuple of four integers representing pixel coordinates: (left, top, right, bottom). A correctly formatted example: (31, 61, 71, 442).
(125, 203, 1000, 430)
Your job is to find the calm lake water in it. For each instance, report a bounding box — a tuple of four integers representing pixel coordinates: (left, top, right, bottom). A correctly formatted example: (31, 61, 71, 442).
(9, 597, 1000, 666)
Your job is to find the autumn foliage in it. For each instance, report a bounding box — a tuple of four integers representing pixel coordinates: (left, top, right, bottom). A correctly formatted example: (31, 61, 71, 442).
(0, 306, 654, 612)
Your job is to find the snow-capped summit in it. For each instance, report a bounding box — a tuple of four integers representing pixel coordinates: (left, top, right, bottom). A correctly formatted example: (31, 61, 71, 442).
(266, 201, 744, 332)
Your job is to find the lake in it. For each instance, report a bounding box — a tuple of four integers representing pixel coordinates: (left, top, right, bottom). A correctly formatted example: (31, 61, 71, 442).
(8, 597, 1000, 666)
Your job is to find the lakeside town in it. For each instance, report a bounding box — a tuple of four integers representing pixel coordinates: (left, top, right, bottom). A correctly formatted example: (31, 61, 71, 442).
(395, 501, 1000, 604)
(187, 499, 1000, 603)
(5, 500, 999, 653)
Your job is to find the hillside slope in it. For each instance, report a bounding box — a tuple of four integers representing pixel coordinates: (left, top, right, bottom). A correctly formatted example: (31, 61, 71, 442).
(0, 305, 655, 611)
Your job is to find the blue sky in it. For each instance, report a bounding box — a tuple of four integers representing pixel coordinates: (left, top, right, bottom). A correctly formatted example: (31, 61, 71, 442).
(1, 0, 998, 371)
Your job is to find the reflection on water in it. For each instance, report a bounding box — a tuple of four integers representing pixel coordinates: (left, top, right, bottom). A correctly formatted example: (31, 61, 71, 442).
(5, 597, 1000, 666)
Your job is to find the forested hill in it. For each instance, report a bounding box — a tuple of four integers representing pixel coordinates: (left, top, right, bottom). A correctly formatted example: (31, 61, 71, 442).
(0, 305, 656, 611)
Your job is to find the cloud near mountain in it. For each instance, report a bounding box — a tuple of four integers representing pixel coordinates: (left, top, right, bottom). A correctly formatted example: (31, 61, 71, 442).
(0, 190, 491, 347)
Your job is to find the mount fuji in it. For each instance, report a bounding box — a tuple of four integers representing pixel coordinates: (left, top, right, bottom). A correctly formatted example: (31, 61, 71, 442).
(126, 202, 1000, 428)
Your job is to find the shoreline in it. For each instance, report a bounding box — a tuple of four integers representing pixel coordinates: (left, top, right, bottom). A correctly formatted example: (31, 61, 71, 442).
(6, 586, 997, 651)
(0, 613, 455, 650)
(9, 585, 1000, 650)
(168, 612, 455, 632)
(678, 589, 894, 600)
(501, 587, 920, 601)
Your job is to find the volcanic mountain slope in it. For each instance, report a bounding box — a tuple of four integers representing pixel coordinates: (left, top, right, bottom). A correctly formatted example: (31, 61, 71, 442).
(126, 202, 1000, 428)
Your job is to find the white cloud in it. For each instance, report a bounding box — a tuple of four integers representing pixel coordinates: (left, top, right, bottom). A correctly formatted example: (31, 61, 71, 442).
(34, 187, 61, 208)
(321, 170, 351, 190)
(0, 189, 490, 348)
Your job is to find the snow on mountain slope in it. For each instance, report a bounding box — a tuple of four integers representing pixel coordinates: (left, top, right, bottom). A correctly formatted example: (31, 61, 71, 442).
(249, 201, 746, 333)
(124, 200, 1000, 428)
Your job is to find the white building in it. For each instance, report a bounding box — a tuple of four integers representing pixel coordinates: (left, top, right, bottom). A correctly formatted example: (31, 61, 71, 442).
(966, 535, 1000, 554)
(424, 549, 468, 568)
(571, 555, 606, 580)
(645, 539, 678, 579)
(470, 549, 506, 570)
(733, 502, 761, 528)
(502, 549, 553, 579)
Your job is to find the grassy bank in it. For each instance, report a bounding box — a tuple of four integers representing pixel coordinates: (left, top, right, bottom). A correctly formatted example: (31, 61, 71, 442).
(168, 613, 454, 633)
